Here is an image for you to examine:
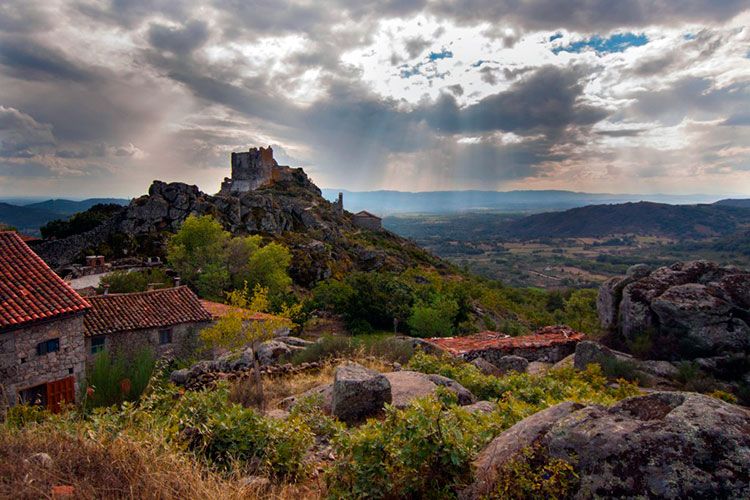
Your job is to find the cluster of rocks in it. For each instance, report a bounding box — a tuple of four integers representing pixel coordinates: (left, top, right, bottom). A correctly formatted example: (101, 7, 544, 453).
(170, 336, 314, 389)
(278, 362, 479, 424)
(598, 260, 750, 385)
(463, 391, 750, 499)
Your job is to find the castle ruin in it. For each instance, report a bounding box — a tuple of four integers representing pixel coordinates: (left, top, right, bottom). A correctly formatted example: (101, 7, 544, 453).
(220, 146, 300, 195)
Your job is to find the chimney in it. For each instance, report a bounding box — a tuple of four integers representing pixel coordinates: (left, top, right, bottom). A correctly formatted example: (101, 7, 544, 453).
(173, 276, 181, 287)
(103, 284, 110, 295)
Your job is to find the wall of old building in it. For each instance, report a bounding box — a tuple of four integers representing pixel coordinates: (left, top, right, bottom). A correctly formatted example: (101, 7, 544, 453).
(85, 321, 210, 362)
(353, 215, 382, 231)
(0, 314, 86, 408)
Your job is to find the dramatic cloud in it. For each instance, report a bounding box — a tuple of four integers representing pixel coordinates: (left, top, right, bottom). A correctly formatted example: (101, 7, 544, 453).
(0, 0, 749, 197)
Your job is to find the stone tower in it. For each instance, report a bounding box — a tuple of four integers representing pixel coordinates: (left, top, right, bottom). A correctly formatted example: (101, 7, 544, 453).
(221, 146, 279, 194)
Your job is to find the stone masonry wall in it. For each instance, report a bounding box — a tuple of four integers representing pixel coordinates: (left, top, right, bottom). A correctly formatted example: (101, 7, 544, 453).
(0, 314, 86, 408)
(85, 321, 210, 362)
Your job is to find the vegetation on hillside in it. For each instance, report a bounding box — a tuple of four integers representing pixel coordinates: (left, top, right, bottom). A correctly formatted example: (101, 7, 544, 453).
(1, 352, 639, 499)
(40, 203, 124, 239)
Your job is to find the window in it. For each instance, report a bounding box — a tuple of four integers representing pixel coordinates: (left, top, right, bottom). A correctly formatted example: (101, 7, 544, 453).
(36, 338, 60, 356)
(91, 336, 105, 355)
(159, 329, 173, 345)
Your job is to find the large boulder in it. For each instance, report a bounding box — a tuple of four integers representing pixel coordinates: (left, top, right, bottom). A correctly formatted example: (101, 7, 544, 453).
(256, 340, 294, 366)
(463, 401, 583, 499)
(492, 355, 529, 375)
(465, 392, 750, 499)
(383, 371, 476, 408)
(331, 363, 391, 424)
(597, 260, 750, 361)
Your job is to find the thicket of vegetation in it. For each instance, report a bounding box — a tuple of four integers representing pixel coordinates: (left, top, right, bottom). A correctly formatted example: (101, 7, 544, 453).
(309, 269, 600, 337)
(39, 203, 124, 239)
(166, 215, 293, 302)
(2, 353, 639, 499)
(99, 268, 171, 293)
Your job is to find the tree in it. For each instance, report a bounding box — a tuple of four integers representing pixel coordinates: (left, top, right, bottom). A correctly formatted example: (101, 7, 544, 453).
(247, 242, 293, 298)
(200, 284, 295, 410)
(167, 214, 230, 293)
(227, 235, 262, 288)
(562, 289, 600, 333)
(407, 294, 459, 338)
(100, 268, 170, 293)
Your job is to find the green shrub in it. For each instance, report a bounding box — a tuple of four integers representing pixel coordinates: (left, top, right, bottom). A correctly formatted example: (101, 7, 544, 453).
(85, 347, 156, 408)
(407, 295, 459, 338)
(100, 268, 170, 294)
(326, 397, 484, 499)
(4, 404, 50, 429)
(288, 334, 415, 365)
(407, 352, 639, 405)
(167, 385, 312, 479)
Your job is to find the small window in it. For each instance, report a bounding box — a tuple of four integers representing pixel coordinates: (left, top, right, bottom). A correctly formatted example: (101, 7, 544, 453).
(159, 329, 173, 345)
(91, 337, 105, 355)
(36, 338, 60, 356)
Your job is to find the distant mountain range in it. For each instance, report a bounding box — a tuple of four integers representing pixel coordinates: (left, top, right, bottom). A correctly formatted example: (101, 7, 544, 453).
(0, 198, 129, 234)
(321, 189, 731, 215)
(502, 201, 750, 239)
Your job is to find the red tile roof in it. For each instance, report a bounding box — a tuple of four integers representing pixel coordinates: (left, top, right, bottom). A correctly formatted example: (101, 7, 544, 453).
(0, 231, 90, 331)
(427, 325, 585, 356)
(199, 300, 281, 321)
(84, 286, 212, 336)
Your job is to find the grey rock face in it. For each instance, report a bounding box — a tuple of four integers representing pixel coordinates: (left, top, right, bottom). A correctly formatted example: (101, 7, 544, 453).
(169, 368, 190, 385)
(331, 363, 391, 424)
(573, 340, 622, 370)
(383, 371, 476, 408)
(463, 401, 583, 499)
(279, 383, 333, 413)
(256, 340, 293, 366)
(492, 355, 529, 375)
(597, 260, 750, 360)
(471, 356, 503, 376)
(466, 392, 750, 500)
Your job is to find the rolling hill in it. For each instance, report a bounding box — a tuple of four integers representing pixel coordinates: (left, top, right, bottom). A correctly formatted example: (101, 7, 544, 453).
(502, 202, 750, 239)
(0, 198, 128, 235)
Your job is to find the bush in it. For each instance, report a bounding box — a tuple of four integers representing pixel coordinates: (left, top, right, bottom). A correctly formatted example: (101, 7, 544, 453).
(4, 404, 50, 429)
(326, 396, 484, 498)
(493, 445, 579, 499)
(407, 295, 459, 338)
(100, 268, 170, 293)
(288, 334, 415, 365)
(85, 347, 156, 408)
(166, 385, 312, 479)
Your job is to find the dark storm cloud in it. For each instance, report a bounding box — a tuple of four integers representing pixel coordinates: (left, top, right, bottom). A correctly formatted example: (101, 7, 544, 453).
(0, 38, 98, 82)
(148, 19, 210, 54)
(429, 0, 748, 32)
(421, 66, 608, 135)
(595, 129, 645, 137)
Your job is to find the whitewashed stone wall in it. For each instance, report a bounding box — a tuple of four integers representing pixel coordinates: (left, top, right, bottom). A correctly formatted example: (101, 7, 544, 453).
(0, 314, 86, 407)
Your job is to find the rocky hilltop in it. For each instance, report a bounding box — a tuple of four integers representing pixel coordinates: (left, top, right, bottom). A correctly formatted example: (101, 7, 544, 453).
(33, 151, 444, 286)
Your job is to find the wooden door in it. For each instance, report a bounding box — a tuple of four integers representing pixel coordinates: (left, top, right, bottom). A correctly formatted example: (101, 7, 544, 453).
(46, 376, 75, 413)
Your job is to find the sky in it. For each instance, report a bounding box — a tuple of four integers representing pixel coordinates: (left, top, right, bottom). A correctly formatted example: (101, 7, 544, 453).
(0, 1, 749, 198)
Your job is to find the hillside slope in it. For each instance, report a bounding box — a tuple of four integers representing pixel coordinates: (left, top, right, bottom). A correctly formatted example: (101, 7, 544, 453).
(503, 201, 750, 239)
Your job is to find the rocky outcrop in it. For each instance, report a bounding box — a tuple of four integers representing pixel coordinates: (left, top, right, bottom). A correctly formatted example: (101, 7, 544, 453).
(465, 392, 750, 499)
(331, 363, 392, 424)
(35, 171, 443, 286)
(598, 261, 750, 361)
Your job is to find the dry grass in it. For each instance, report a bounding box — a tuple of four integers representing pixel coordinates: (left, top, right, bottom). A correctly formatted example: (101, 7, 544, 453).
(231, 357, 392, 411)
(0, 425, 323, 500)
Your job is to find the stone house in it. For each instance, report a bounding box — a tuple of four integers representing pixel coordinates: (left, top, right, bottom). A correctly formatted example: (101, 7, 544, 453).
(0, 231, 91, 411)
(352, 210, 383, 231)
(83, 286, 213, 361)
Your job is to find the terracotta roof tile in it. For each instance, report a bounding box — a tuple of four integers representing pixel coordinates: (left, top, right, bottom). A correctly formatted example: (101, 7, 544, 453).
(84, 286, 212, 336)
(0, 231, 90, 331)
(427, 325, 585, 356)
